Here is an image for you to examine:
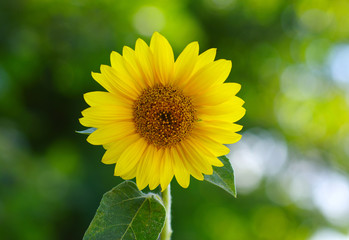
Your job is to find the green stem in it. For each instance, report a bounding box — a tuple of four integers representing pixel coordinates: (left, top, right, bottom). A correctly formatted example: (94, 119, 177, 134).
(160, 184, 172, 240)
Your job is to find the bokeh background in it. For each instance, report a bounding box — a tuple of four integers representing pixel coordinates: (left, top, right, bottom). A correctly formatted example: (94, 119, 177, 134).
(1, 0, 349, 239)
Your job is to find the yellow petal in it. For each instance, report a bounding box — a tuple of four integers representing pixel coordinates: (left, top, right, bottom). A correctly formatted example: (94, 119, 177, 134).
(195, 121, 243, 144)
(208, 121, 243, 132)
(192, 83, 241, 106)
(183, 59, 232, 96)
(87, 122, 135, 145)
(148, 148, 163, 190)
(191, 132, 230, 157)
(160, 148, 174, 191)
(176, 143, 204, 181)
(80, 106, 133, 127)
(91, 72, 114, 94)
(196, 96, 246, 122)
(83, 91, 128, 107)
(173, 41, 199, 87)
(208, 158, 224, 167)
(91, 72, 134, 105)
(171, 146, 190, 188)
(120, 164, 137, 180)
(199, 106, 246, 122)
(135, 38, 155, 87)
(186, 135, 224, 167)
(136, 146, 153, 190)
(110, 51, 123, 69)
(193, 48, 216, 73)
(197, 96, 245, 116)
(81, 106, 133, 120)
(184, 139, 213, 175)
(181, 140, 213, 176)
(122, 46, 148, 91)
(100, 65, 140, 99)
(101, 134, 140, 164)
(103, 143, 113, 150)
(79, 117, 102, 128)
(150, 32, 174, 85)
(114, 137, 148, 177)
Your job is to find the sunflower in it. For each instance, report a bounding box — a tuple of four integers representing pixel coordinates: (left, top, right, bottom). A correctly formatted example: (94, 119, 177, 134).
(80, 32, 245, 191)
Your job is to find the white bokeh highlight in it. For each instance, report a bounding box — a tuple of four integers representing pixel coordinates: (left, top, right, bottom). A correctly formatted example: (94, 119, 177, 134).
(133, 6, 165, 37)
(309, 228, 349, 240)
(228, 128, 349, 230)
(329, 44, 349, 85)
(228, 129, 287, 194)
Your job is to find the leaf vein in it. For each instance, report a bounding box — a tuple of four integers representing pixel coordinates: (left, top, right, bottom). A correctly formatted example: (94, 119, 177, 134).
(120, 198, 147, 240)
(131, 226, 137, 240)
(109, 196, 147, 207)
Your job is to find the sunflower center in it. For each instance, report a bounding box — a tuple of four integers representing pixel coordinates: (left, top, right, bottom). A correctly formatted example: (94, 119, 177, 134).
(133, 85, 196, 148)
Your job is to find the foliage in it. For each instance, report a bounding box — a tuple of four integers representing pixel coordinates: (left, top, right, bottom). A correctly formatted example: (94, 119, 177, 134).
(204, 156, 237, 197)
(83, 181, 165, 240)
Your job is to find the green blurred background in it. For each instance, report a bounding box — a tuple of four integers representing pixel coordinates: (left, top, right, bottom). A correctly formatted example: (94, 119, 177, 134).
(1, 0, 349, 239)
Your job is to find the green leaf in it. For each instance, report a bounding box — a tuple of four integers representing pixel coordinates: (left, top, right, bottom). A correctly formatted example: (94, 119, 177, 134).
(83, 181, 166, 240)
(76, 128, 96, 135)
(204, 155, 237, 197)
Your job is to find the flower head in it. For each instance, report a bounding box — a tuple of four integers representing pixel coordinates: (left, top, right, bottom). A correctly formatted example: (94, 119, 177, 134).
(80, 32, 245, 191)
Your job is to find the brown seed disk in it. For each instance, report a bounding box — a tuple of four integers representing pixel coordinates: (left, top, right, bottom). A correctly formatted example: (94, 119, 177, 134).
(133, 85, 196, 148)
